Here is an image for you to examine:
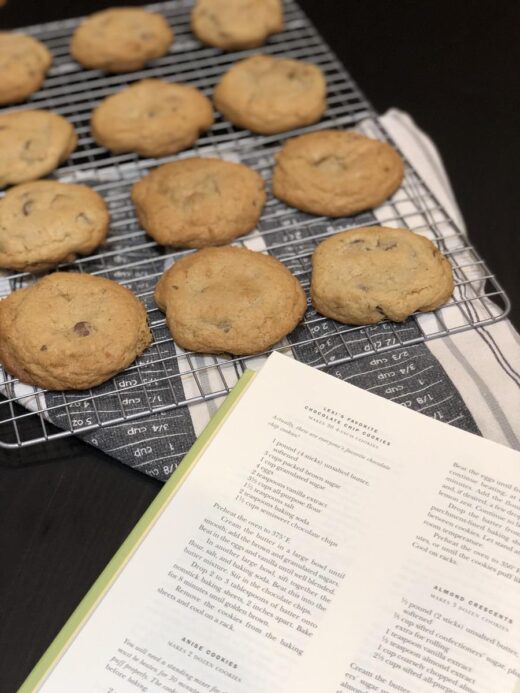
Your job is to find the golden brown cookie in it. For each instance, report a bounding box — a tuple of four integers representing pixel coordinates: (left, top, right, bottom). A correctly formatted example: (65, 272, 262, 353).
(91, 79, 213, 157)
(0, 273, 152, 390)
(0, 181, 109, 272)
(0, 110, 77, 189)
(272, 130, 405, 217)
(214, 55, 326, 134)
(311, 226, 454, 325)
(155, 247, 307, 355)
(0, 33, 52, 105)
(132, 158, 266, 247)
(191, 0, 283, 50)
(70, 8, 174, 73)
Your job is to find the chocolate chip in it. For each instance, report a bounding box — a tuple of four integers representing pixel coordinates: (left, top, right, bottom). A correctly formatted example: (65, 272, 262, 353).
(73, 321, 91, 337)
(40, 344, 48, 352)
(22, 200, 33, 216)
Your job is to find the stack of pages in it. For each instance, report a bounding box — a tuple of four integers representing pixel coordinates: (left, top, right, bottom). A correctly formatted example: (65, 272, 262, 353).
(23, 353, 520, 693)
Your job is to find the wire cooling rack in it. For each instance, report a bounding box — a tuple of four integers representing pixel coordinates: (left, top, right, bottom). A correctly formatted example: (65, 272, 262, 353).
(0, 0, 510, 448)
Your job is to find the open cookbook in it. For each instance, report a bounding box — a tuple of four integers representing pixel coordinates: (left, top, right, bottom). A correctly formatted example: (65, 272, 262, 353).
(22, 353, 520, 692)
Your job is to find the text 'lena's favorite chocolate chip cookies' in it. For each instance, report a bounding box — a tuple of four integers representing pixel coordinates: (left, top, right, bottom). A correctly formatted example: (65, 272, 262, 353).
(132, 158, 266, 248)
(91, 79, 213, 158)
(311, 226, 454, 325)
(0, 273, 152, 390)
(273, 130, 404, 217)
(155, 247, 307, 355)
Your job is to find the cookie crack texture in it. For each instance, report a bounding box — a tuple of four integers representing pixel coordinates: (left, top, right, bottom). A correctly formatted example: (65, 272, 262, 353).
(313, 154, 347, 173)
(0, 180, 109, 272)
(70, 8, 174, 73)
(91, 79, 213, 157)
(0, 32, 52, 106)
(0, 110, 77, 189)
(192, 0, 283, 50)
(0, 273, 152, 390)
(154, 246, 306, 355)
(311, 226, 454, 325)
(131, 158, 265, 248)
(273, 130, 405, 217)
(213, 54, 326, 134)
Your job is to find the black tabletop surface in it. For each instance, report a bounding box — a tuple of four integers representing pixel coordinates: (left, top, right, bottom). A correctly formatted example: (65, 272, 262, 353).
(0, 1, 518, 690)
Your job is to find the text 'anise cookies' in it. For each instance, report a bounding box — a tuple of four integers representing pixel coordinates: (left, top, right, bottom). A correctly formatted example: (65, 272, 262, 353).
(155, 247, 307, 355)
(0, 110, 77, 188)
(71, 8, 173, 73)
(311, 226, 454, 325)
(214, 55, 326, 134)
(91, 80, 213, 158)
(273, 130, 404, 217)
(0, 273, 152, 390)
(132, 158, 266, 248)
(0, 181, 109, 272)
(191, 0, 283, 50)
(0, 32, 52, 105)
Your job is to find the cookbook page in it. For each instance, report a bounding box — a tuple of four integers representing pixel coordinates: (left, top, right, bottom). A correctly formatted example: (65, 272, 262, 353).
(29, 353, 520, 692)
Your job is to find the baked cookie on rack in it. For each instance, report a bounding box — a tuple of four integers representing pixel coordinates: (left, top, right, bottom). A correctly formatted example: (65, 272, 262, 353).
(0, 110, 77, 188)
(91, 79, 214, 158)
(0, 181, 109, 272)
(0, 273, 152, 390)
(311, 226, 454, 325)
(214, 55, 326, 134)
(155, 246, 307, 355)
(132, 158, 266, 247)
(70, 8, 174, 72)
(191, 0, 283, 50)
(272, 130, 405, 216)
(0, 32, 52, 105)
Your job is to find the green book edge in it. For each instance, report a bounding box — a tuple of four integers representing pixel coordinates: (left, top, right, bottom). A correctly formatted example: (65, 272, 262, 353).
(20, 369, 256, 693)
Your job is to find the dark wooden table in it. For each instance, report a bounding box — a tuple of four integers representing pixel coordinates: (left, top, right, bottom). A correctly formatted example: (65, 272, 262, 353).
(0, 2, 518, 690)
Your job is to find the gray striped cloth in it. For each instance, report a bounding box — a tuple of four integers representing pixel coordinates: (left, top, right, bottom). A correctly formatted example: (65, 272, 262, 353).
(180, 109, 520, 456)
(3, 111, 519, 478)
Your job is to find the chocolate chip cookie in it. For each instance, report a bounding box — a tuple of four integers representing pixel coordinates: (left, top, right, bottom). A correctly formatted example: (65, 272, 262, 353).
(272, 130, 405, 217)
(132, 158, 266, 247)
(0, 181, 109, 272)
(214, 55, 326, 134)
(70, 8, 174, 73)
(155, 246, 307, 355)
(0, 32, 52, 105)
(191, 0, 283, 50)
(0, 272, 152, 390)
(0, 110, 77, 188)
(311, 226, 454, 325)
(91, 79, 214, 158)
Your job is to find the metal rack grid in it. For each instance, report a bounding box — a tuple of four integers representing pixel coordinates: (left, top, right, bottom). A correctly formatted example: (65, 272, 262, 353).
(0, 0, 510, 449)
